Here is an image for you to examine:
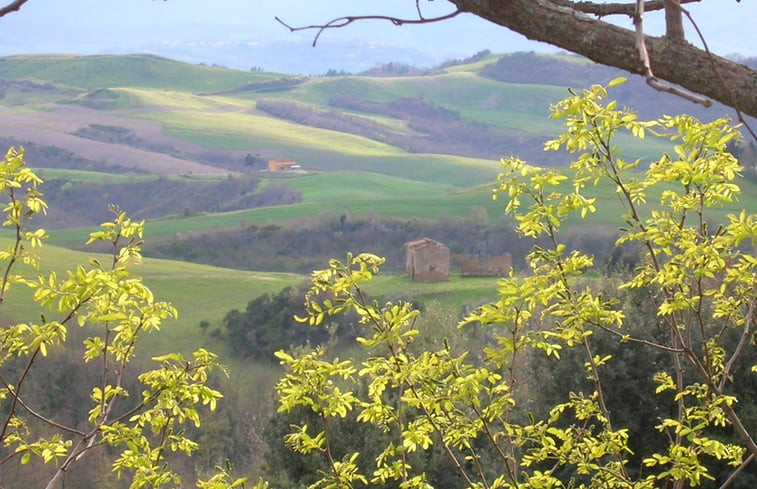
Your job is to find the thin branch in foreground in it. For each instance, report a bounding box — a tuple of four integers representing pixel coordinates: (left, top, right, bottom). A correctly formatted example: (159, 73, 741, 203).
(719, 300, 754, 392)
(275, 8, 462, 47)
(0, 373, 86, 436)
(719, 453, 755, 489)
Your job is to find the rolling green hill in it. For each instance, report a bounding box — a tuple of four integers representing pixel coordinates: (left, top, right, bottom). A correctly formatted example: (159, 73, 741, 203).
(0, 237, 299, 354)
(0, 53, 286, 93)
(1, 52, 755, 488)
(1, 52, 753, 273)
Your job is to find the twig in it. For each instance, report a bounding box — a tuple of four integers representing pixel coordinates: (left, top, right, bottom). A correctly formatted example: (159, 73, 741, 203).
(719, 300, 753, 392)
(719, 453, 755, 489)
(276, 8, 462, 47)
(0, 187, 23, 307)
(0, 373, 86, 436)
(0, 347, 41, 441)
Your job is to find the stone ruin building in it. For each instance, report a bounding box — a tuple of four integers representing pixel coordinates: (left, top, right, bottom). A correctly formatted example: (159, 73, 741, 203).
(405, 238, 450, 282)
(405, 238, 513, 282)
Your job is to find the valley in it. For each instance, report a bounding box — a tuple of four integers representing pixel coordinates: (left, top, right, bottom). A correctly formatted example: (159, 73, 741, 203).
(1, 51, 756, 488)
(2, 49, 755, 354)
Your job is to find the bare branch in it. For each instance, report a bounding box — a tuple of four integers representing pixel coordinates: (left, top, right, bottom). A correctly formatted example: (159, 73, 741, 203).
(719, 454, 755, 489)
(276, 8, 462, 47)
(448, 0, 757, 114)
(679, 6, 757, 139)
(719, 300, 754, 392)
(633, 0, 712, 106)
(0, 374, 86, 436)
(0, 0, 30, 18)
(281, 0, 757, 117)
(0, 347, 41, 442)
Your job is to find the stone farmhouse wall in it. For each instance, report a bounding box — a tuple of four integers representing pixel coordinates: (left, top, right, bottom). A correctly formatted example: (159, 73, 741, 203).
(405, 238, 450, 282)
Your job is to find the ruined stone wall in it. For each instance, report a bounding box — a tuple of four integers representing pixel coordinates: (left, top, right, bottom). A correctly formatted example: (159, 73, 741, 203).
(451, 253, 512, 276)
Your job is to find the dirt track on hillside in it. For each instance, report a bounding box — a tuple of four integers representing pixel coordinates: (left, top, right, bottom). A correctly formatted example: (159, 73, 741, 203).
(1, 104, 248, 175)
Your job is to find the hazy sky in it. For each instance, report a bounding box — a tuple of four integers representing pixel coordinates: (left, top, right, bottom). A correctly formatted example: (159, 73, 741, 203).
(0, 1, 754, 69)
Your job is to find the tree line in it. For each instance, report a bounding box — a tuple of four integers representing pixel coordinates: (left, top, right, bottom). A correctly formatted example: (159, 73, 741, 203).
(147, 214, 629, 275)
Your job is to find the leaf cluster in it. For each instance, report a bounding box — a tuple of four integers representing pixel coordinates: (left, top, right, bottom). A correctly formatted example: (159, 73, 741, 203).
(0, 148, 245, 489)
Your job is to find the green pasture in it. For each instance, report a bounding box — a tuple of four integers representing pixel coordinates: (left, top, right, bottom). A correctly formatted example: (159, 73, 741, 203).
(112, 87, 253, 111)
(124, 67, 674, 166)
(260, 72, 565, 134)
(0, 233, 505, 380)
(271, 73, 676, 161)
(37, 166, 757, 248)
(441, 53, 502, 74)
(42, 198, 477, 247)
(139, 109, 407, 155)
(0, 238, 300, 355)
(38, 170, 501, 246)
(0, 85, 80, 106)
(0, 54, 285, 92)
(368, 273, 501, 311)
(34, 168, 156, 183)
(276, 171, 453, 202)
(137, 109, 500, 185)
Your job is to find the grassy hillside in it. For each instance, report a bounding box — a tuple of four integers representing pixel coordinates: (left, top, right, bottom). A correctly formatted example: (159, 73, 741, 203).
(0, 54, 286, 93)
(1, 53, 679, 187)
(0, 233, 501, 390)
(31, 165, 757, 250)
(2, 53, 756, 489)
(38, 170, 489, 246)
(0, 238, 300, 354)
(35, 168, 157, 183)
(3, 52, 754, 270)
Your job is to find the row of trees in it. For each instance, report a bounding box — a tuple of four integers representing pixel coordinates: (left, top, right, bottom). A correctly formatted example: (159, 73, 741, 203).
(149, 211, 628, 275)
(33, 175, 300, 230)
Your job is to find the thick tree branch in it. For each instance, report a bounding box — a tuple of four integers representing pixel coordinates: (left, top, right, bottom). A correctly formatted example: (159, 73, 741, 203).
(448, 0, 757, 117)
(552, 0, 700, 17)
(0, 0, 30, 18)
(679, 5, 757, 138)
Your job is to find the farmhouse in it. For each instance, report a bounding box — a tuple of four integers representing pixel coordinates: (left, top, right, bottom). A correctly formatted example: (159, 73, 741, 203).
(405, 238, 449, 282)
(267, 159, 300, 172)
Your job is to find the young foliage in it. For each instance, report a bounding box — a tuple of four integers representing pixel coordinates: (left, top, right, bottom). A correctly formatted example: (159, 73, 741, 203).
(274, 83, 757, 489)
(0, 147, 245, 489)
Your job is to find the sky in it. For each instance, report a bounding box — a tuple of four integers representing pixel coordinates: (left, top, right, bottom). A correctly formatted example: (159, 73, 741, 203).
(0, 0, 754, 73)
